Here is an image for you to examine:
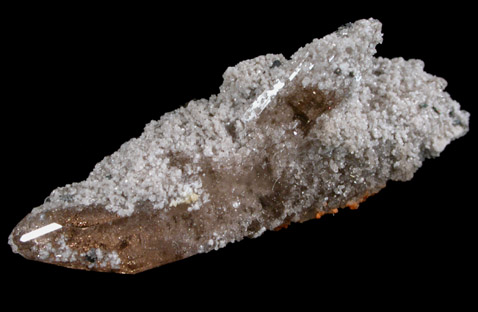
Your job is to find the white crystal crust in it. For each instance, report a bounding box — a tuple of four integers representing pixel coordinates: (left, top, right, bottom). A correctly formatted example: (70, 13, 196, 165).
(35, 18, 469, 220)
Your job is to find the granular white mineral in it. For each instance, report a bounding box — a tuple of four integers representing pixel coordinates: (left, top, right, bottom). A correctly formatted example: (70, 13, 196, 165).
(9, 18, 469, 273)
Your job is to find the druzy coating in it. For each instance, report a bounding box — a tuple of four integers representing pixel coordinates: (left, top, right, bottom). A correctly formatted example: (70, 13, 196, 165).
(9, 19, 469, 273)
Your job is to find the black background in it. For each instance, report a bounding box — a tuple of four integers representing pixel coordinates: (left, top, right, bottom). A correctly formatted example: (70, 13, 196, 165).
(3, 3, 476, 306)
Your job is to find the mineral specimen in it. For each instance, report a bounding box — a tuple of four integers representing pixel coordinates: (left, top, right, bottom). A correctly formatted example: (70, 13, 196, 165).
(9, 18, 469, 273)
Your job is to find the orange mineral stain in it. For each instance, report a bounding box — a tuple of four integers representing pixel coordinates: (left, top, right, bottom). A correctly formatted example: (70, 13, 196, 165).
(345, 191, 377, 210)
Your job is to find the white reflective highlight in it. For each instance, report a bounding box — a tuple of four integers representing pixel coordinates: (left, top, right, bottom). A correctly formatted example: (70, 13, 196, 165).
(288, 66, 302, 81)
(243, 80, 285, 122)
(20, 223, 62, 242)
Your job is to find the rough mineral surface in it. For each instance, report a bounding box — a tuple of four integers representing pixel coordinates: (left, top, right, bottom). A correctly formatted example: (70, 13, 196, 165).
(9, 18, 469, 273)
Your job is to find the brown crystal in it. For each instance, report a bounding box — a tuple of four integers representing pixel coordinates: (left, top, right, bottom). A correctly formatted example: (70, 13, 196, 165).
(8, 19, 469, 273)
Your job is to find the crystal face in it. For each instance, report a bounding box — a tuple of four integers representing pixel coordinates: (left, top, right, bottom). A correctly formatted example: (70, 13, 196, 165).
(8, 19, 469, 274)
